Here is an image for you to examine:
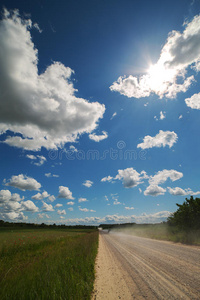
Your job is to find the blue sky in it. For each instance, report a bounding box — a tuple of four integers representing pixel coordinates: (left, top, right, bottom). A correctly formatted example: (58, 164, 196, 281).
(1, 0, 200, 225)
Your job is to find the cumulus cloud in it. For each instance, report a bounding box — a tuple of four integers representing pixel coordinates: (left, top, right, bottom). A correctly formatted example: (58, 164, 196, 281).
(125, 207, 135, 210)
(115, 168, 148, 188)
(48, 195, 56, 202)
(144, 185, 166, 196)
(58, 186, 74, 199)
(78, 197, 88, 203)
(137, 130, 178, 149)
(168, 187, 200, 196)
(0, 9, 105, 151)
(149, 169, 183, 186)
(57, 209, 66, 215)
(101, 176, 113, 182)
(89, 131, 108, 142)
(32, 191, 49, 200)
(26, 154, 46, 166)
(0, 189, 23, 203)
(54, 203, 63, 208)
(42, 201, 54, 212)
(185, 92, 200, 109)
(110, 15, 200, 99)
(21, 200, 39, 212)
(82, 180, 93, 188)
(4, 174, 41, 191)
(67, 201, 75, 205)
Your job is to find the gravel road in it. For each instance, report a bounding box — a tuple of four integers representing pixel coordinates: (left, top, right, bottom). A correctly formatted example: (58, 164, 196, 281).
(92, 230, 200, 299)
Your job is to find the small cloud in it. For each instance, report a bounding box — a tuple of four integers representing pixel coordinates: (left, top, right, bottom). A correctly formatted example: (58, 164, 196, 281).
(144, 185, 166, 196)
(89, 131, 108, 142)
(55, 203, 63, 208)
(58, 186, 74, 199)
(68, 207, 73, 211)
(67, 201, 75, 205)
(48, 195, 56, 202)
(78, 197, 88, 203)
(69, 145, 78, 152)
(125, 207, 134, 210)
(26, 155, 46, 166)
(178, 114, 183, 119)
(32, 191, 49, 200)
(110, 112, 117, 120)
(45, 173, 59, 178)
(82, 180, 93, 188)
(137, 130, 178, 149)
(57, 209, 66, 215)
(101, 176, 113, 182)
(42, 201, 54, 212)
(160, 111, 166, 120)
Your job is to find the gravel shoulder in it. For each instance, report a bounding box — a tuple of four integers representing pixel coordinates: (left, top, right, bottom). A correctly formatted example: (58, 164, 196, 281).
(92, 231, 200, 300)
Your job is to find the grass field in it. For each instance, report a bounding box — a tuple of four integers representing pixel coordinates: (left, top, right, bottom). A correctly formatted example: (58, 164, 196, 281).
(0, 227, 99, 300)
(111, 223, 200, 245)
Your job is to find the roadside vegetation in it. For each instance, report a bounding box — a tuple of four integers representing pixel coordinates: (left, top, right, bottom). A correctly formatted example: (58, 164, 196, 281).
(100, 196, 200, 245)
(0, 226, 99, 300)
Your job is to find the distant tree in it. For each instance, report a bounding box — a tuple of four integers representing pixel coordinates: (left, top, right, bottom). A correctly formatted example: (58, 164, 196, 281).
(167, 196, 200, 230)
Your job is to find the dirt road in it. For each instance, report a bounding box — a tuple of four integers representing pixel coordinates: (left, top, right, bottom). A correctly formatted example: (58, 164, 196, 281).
(92, 231, 200, 299)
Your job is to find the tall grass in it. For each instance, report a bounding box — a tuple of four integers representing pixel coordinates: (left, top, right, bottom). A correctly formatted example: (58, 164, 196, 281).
(0, 228, 99, 300)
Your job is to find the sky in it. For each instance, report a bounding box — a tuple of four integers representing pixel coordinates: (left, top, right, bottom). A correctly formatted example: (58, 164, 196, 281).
(0, 0, 200, 225)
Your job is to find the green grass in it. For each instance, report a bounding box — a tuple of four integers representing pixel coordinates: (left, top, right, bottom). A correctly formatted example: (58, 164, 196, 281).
(0, 228, 99, 300)
(112, 223, 200, 245)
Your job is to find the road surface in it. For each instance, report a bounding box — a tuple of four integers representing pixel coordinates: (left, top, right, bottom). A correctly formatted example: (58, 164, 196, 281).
(92, 231, 200, 299)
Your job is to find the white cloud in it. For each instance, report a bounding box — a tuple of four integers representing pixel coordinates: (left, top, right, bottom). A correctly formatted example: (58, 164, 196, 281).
(137, 130, 178, 149)
(68, 207, 73, 211)
(48, 195, 56, 202)
(185, 92, 200, 109)
(32, 191, 49, 200)
(125, 207, 134, 210)
(168, 187, 200, 196)
(0, 9, 105, 151)
(4, 174, 41, 191)
(110, 112, 117, 120)
(144, 185, 166, 196)
(104, 195, 109, 201)
(42, 201, 54, 211)
(55, 203, 63, 208)
(69, 145, 78, 152)
(45, 173, 59, 178)
(26, 154, 46, 166)
(58, 186, 74, 199)
(21, 200, 39, 212)
(57, 209, 66, 215)
(110, 15, 200, 99)
(101, 176, 113, 182)
(67, 201, 75, 205)
(82, 180, 93, 188)
(0, 189, 23, 203)
(179, 114, 183, 119)
(115, 168, 148, 188)
(0, 211, 27, 221)
(149, 169, 183, 185)
(79, 207, 95, 212)
(160, 111, 166, 120)
(78, 197, 88, 203)
(89, 131, 108, 142)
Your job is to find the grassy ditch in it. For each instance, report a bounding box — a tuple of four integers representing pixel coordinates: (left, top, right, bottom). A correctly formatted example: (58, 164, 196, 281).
(111, 223, 200, 245)
(0, 228, 99, 300)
